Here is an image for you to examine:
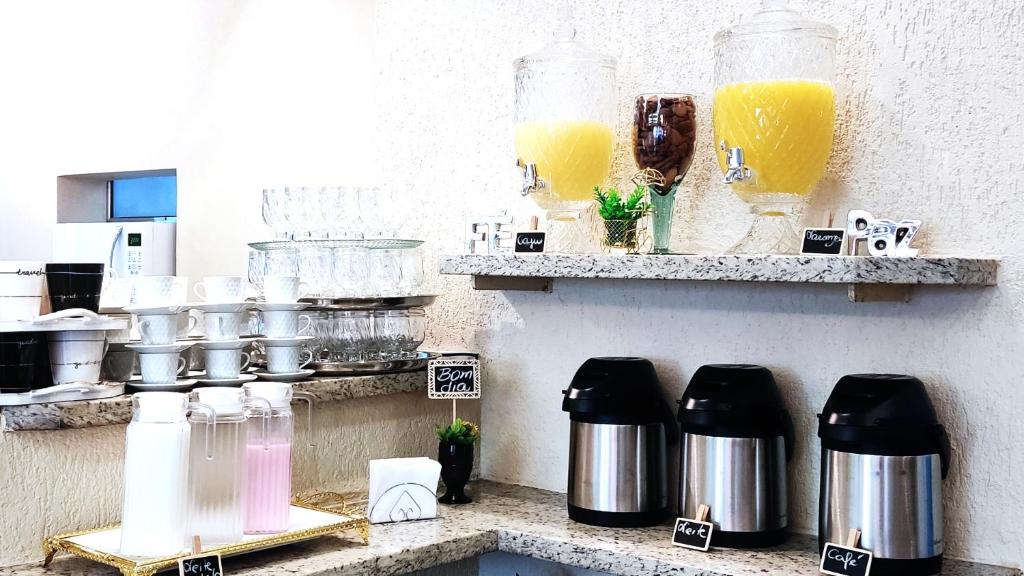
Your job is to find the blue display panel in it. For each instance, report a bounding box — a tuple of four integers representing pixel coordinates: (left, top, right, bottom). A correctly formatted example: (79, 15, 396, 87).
(110, 175, 177, 219)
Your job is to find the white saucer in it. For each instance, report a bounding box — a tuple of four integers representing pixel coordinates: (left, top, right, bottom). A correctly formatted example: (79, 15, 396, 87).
(251, 302, 310, 312)
(194, 373, 258, 386)
(127, 379, 198, 392)
(125, 342, 195, 354)
(256, 335, 315, 347)
(251, 368, 315, 383)
(188, 302, 253, 313)
(123, 304, 188, 316)
(194, 339, 251, 350)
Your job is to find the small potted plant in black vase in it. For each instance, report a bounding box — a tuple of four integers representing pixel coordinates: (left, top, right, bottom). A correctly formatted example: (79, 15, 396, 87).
(436, 418, 479, 504)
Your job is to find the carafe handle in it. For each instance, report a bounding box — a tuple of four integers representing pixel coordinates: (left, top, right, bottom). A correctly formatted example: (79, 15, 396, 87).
(188, 402, 218, 460)
(293, 391, 316, 447)
(245, 397, 273, 451)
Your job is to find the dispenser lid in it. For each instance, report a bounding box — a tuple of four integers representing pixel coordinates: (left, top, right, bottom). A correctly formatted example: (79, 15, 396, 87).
(817, 374, 949, 458)
(193, 387, 245, 416)
(514, 4, 616, 70)
(133, 391, 188, 423)
(562, 357, 671, 424)
(714, 0, 837, 45)
(243, 381, 293, 408)
(677, 364, 792, 439)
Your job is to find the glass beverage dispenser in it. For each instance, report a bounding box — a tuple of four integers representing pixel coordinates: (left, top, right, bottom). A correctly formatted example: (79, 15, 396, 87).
(713, 0, 837, 253)
(242, 382, 314, 534)
(514, 6, 616, 250)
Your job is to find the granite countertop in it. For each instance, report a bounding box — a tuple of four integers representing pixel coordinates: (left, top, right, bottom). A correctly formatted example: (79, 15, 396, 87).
(0, 371, 426, 431)
(438, 253, 1000, 285)
(5, 482, 1018, 576)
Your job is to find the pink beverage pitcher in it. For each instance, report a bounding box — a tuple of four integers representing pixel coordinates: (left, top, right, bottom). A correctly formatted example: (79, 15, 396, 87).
(242, 382, 314, 534)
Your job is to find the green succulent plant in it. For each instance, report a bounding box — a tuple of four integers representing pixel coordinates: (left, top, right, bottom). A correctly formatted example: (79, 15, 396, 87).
(435, 418, 480, 445)
(594, 185, 651, 221)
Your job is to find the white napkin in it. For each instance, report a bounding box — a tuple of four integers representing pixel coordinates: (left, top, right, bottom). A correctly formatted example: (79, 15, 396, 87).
(367, 457, 442, 524)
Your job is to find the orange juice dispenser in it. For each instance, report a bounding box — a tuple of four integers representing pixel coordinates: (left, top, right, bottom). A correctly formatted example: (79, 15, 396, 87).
(515, 12, 616, 250)
(713, 0, 837, 253)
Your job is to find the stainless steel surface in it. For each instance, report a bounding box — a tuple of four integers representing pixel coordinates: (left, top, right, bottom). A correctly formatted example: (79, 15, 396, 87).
(517, 160, 546, 196)
(820, 449, 944, 559)
(679, 433, 787, 533)
(311, 351, 439, 375)
(248, 238, 424, 251)
(720, 141, 752, 184)
(301, 295, 437, 310)
(567, 421, 667, 513)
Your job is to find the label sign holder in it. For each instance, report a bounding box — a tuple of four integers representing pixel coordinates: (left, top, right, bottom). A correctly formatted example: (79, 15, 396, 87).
(179, 536, 223, 576)
(427, 355, 481, 424)
(819, 528, 873, 576)
(513, 231, 546, 253)
(801, 228, 846, 255)
(671, 504, 714, 552)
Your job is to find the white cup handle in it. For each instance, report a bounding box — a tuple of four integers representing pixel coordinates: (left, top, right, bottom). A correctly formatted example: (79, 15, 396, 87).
(187, 314, 198, 334)
(138, 319, 152, 341)
(299, 349, 313, 369)
(193, 282, 207, 301)
(239, 351, 252, 371)
(298, 314, 312, 335)
(176, 356, 188, 377)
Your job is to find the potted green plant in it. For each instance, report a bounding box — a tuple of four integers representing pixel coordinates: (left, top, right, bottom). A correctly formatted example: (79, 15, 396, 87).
(435, 418, 479, 504)
(594, 185, 651, 253)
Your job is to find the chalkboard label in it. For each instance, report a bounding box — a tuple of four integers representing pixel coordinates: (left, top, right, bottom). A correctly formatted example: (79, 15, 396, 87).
(671, 517, 713, 551)
(513, 231, 546, 253)
(428, 358, 481, 399)
(801, 228, 846, 255)
(820, 543, 873, 576)
(179, 553, 223, 576)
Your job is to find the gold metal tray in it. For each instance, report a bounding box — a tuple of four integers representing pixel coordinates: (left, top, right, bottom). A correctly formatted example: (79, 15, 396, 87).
(42, 493, 369, 576)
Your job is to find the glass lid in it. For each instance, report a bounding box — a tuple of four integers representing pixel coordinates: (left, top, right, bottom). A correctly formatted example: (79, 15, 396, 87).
(514, 3, 616, 69)
(714, 0, 837, 45)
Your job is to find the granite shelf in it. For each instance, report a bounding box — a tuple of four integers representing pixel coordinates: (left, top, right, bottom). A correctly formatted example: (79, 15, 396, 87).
(0, 371, 427, 432)
(11, 481, 1020, 576)
(439, 253, 1000, 301)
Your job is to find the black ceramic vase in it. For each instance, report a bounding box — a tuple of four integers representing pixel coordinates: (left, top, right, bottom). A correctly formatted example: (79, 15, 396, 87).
(438, 441, 474, 504)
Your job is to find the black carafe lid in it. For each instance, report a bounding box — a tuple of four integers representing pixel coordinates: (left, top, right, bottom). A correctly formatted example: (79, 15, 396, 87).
(676, 364, 795, 459)
(818, 374, 951, 477)
(562, 357, 678, 441)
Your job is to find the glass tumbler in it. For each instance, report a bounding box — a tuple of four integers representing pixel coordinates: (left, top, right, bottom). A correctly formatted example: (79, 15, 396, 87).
(398, 248, 425, 296)
(332, 247, 370, 298)
(334, 310, 373, 362)
(404, 308, 426, 357)
(373, 310, 409, 361)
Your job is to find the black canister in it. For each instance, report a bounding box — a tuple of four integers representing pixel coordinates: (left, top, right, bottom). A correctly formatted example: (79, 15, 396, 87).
(45, 263, 105, 313)
(0, 333, 42, 393)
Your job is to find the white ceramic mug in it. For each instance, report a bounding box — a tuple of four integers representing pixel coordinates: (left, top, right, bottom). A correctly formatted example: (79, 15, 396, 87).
(193, 276, 246, 303)
(204, 348, 252, 379)
(263, 275, 307, 303)
(133, 276, 188, 307)
(0, 260, 45, 321)
(138, 314, 180, 345)
(265, 345, 313, 374)
(48, 330, 107, 385)
(138, 352, 187, 384)
(260, 311, 312, 338)
(99, 276, 135, 310)
(204, 312, 243, 341)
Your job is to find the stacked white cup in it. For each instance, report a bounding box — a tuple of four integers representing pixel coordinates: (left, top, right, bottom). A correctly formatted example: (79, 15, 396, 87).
(191, 276, 253, 382)
(126, 276, 194, 386)
(258, 275, 313, 375)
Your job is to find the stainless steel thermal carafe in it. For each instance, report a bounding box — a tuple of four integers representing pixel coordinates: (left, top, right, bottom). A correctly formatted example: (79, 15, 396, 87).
(562, 357, 677, 527)
(818, 374, 950, 576)
(677, 364, 793, 548)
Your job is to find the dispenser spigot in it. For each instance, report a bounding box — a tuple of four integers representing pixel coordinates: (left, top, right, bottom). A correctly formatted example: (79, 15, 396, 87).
(517, 159, 546, 196)
(720, 140, 752, 184)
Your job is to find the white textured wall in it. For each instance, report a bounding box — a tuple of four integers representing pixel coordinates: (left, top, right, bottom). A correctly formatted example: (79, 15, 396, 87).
(374, 0, 1024, 569)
